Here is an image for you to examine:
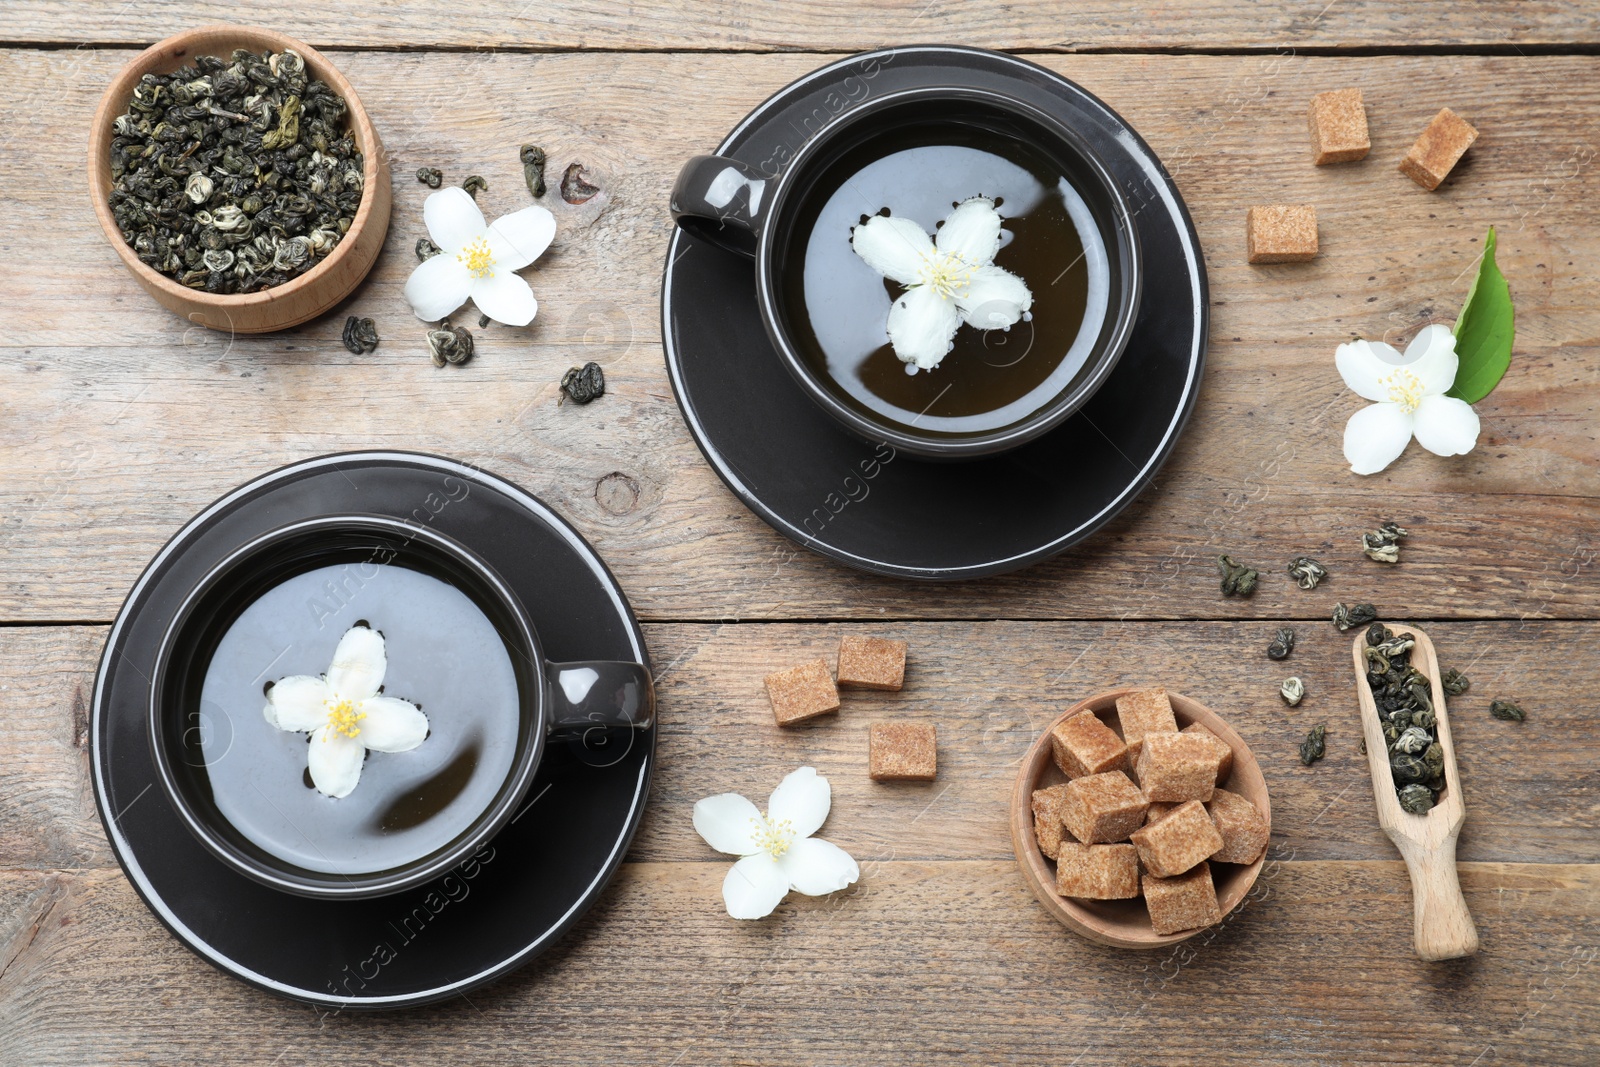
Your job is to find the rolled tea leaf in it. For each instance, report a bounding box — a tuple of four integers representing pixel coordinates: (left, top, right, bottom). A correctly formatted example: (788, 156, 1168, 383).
(1298, 722, 1326, 765)
(1217, 555, 1259, 597)
(1286, 556, 1328, 590)
(559, 361, 606, 405)
(1397, 784, 1435, 814)
(1280, 676, 1305, 706)
(1489, 698, 1526, 722)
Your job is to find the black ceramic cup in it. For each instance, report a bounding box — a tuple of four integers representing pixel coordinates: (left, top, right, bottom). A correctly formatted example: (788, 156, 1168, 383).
(148, 515, 653, 899)
(670, 83, 1142, 459)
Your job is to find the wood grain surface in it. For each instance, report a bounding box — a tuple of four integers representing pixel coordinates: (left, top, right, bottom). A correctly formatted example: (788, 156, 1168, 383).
(2, 8, 1598, 1065)
(3, 49, 1598, 621)
(0, 1, 1597, 51)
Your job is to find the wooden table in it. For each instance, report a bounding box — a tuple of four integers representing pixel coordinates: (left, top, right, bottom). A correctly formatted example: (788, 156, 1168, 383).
(3, 3, 1598, 1063)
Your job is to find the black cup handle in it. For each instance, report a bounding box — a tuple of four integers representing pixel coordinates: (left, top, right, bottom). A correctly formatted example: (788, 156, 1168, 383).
(545, 660, 655, 740)
(669, 154, 770, 258)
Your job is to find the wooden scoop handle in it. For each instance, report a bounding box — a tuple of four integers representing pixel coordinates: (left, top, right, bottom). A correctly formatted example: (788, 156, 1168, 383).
(1395, 835, 1480, 961)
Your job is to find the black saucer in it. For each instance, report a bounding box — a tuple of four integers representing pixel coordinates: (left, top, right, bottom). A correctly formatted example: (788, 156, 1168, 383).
(90, 452, 654, 1009)
(663, 46, 1208, 580)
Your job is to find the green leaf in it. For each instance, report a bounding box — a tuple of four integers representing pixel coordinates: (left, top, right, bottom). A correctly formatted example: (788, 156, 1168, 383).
(1448, 226, 1515, 404)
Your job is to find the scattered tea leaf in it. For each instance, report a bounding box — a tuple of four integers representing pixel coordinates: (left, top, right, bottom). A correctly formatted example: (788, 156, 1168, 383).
(427, 319, 474, 367)
(416, 166, 443, 188)
(1360, 520, 1408, 564)
(1489, 698, 1525, 722)
(560, 361, 606, 405)
(1286, 556, 1328, 590)
(1267, 627, 1296, 660)
(1217, 555, 1259, 597)
(1281, 677, 1305, 707)
(1298, 723, 1325, 765)
(462, 175, 488, 198)
(521, 144, 548, 199)
(1441, 669, 1470, 696)
(341, 315, 378, 355)
(1332, 602, 1377, 631)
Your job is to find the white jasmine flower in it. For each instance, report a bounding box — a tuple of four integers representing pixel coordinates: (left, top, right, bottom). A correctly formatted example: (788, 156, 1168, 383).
(692, 766, 859, 919)
(402, 186, 555, 326)
(851, 196, 1033, 372)
(1337, 324, 1481, 475)
(263, 624, 428, 798)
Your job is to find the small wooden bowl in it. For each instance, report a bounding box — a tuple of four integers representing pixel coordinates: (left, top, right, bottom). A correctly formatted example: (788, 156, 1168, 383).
(87, 25, 391, 333)
(1010, 687, 1272, 949)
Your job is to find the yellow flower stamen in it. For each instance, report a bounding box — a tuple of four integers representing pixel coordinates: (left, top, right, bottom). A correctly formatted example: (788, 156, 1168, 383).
(324, 698, 366, 740)
(1381, 369, 1426, 414)
(750, 814, 795, 859)
(457, 236, 496, 280)
(919, 251, 979, 301)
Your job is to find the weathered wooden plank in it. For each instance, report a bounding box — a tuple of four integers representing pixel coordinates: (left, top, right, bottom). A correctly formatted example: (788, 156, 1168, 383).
(4, 622, 1594, 874)
(0, 0, 1596, 51)
(2, 51, 1598, 621)
(2, 861, 1596, 1065)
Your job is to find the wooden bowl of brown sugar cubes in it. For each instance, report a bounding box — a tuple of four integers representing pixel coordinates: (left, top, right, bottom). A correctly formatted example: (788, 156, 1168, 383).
(1010, 687, 1271, 948)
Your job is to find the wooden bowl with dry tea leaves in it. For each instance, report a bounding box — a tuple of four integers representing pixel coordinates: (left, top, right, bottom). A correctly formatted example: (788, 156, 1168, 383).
(88, 25, 391, 333)
(1009, 687, 1272, 949)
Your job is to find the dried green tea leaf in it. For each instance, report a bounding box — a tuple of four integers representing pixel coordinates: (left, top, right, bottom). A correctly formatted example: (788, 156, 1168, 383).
(1441, 669, 1470, 696)
(1390, 752, 1428, 784)
(341, 315, 378, 355)
(1489, 698, 1525, 722)
(462, 175, 488, 198)
(416, 166, 443, 188)
(1299, 723, 1326, 765)
(1332, 602, 1377, 631)
(415, 237, 441, 262)
(1286, 556, 1328, 590)
(559, 361, 606, 405)
(1217, 555, 1259, 597)
(521, 144, 547, 199)
(1361, 520, 1408, 563)
(1397, 784, 1435, 814)
(427, 320, 474, 367)
(1449, 226, 1515, 405)
(1267, 627, 1296, 660)
(1281, 676, 1305, 707)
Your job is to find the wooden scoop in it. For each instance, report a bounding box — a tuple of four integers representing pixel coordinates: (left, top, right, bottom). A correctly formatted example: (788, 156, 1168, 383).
(1352, 623, 1479, 961)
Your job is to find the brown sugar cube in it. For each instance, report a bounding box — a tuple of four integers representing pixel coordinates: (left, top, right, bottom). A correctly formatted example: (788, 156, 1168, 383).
(1049, 709, 1129, 779)
(1135, 733, 1223, 803)
(1061, 771, 1148, 844)
(1130, 799, 1224, 878)
(1399, 107, 1479, 191)
(764, 658, 839, 727)
(1246, 205, 1319, 264)
(1206, 788, 1271, 865)
(1031, 784, 1070, 860)
(1143, 861, 1224, 935)
(1055, 842, 1140, 900)
(837, 635, 907, 691)
(1144, 801, 1178, 826)
(868, 723, 936, 781)
(1181, 722, 1234, 784)
(1308, 88, 1370, 164)
(1115, 688, 1179, 762)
